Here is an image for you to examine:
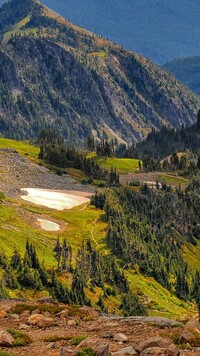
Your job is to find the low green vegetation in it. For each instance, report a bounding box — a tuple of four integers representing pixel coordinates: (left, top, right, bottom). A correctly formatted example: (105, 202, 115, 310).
(7, 329, 32, 347)
(44, 335, 71, 342)
(0, 138, 39, 161)
(157, 173, 189, 186)
(76, 348, 96, 356)
(71, 336, 88, 346)
(93, 157, 139, 174)
(0, 352, 14, 356)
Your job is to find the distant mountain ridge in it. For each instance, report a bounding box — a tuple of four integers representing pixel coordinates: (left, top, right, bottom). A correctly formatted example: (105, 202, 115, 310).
(1, 0, 200, 64)
(0, 0, 200, 144)
(163, 56, 200, 95)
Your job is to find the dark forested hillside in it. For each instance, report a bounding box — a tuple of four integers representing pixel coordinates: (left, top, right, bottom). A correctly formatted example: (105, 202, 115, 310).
(132, 114, 200, 159)
(164, 56, 200, 95)
(0, 0, 200, 144)
(1, 0, 200, 64)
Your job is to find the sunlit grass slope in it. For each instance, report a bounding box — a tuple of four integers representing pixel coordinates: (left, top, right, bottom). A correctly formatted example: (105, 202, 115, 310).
(0, 138, 39, 161)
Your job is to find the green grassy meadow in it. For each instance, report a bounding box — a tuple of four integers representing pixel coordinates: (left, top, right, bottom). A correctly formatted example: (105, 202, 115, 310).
(157, 173, 189, 187)
(92, 156, 140, 174)
(0, 138, 39, 161)
(0, 200, 107, 268)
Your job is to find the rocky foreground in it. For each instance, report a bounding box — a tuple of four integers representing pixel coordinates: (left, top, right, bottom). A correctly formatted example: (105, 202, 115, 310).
(0, 299, 200, 355)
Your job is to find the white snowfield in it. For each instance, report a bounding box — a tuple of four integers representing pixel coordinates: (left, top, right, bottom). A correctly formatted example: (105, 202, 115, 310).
(21, 188, 91, 210)
(37, 219, 60, 231)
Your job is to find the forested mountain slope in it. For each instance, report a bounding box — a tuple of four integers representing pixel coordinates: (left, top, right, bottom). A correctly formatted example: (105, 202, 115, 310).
(133, 116, 200, 159)
(164, 56, 200, 95)
(1, 0, 200, 64)
(0, 0, 200, 144)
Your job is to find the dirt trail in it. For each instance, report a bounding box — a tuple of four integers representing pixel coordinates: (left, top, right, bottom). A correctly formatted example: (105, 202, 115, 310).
(91, 218, 99, 247)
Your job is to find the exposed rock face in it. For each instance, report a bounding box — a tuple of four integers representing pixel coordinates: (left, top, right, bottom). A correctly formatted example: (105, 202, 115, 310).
(0, 0, 200, 144)
(0, 329, 15, 346)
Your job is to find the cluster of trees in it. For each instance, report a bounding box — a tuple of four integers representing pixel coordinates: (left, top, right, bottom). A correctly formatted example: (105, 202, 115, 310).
(132, 111, 200, 160)
(0, 238, 146, 316)
(162, 152, 200, 173)
(38, 130, 120, 186)
(87, 133, 115, 158)
(91, 182, 200, 303)
(39, 130, 107, 180)
(141, 151, 200, 174)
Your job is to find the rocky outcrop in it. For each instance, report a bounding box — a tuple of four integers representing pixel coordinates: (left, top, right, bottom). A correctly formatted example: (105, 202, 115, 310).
(76, 337, 109, 356)
(0, 329, 15, 346)
(134, 337, 179, 355)
(102, 316, 183, 328)
(26, 314, 55, 328)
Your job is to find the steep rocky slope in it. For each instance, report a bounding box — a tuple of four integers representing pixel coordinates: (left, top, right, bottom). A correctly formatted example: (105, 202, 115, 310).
(0, 0, 200, 144)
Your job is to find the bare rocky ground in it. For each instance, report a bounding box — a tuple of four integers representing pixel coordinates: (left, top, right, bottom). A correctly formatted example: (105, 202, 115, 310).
(0, 149, 94, 198)
(0, 300, 200, 355)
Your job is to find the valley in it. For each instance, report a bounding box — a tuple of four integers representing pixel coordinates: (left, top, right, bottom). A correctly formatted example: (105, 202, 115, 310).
(1, 1, 200, 355)
(0, 138, 198, 319)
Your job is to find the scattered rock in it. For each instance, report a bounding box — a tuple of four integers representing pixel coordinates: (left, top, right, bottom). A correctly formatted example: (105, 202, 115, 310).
(10, 313, 20, 319)
(19, 323, 30, 330)
(79, 306, 99, 318)
(178, 330, 196, 344)
(47, 342, 56, 349)
(60, 347, 75, 355)
(76, 337, 109, 356)
(9, 313, 20, 322)
(26, 314, 55, 328)
(0, 310, 7, 318)
(103, 332, 113, 339)
(111, 346, 138, 355)
(0, 329, 15, 346)
(20, 310, 31, 318)
(57, 309, 69, 318)
(44, 311, 52, 318)
(140, 345, 180, 356)
(67, 319, 76, 327)
(31, 308, 41, 315)
(134, 337, 173, 353)
(114, 333, 128, 342)
(185, 319, 200, 334)
(37, 297, 54, 304)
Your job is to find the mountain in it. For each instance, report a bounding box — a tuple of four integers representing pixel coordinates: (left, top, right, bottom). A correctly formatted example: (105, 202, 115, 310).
(164, 56, 200, 95)
(0, 0, 200, 144)
(1, 0, 200, 64)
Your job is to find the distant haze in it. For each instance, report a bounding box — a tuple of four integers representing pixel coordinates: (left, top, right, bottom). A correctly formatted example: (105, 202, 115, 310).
(0, 0, 200, 63)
